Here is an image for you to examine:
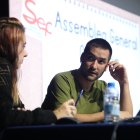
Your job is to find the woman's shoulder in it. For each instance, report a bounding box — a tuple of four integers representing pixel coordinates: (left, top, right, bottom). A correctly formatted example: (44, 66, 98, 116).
(0, 57, 11, 72)
(0, 57, 11, 65)
(0, 57, 12, 85)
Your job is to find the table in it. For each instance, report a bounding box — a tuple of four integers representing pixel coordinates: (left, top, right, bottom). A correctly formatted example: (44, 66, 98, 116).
(1, 121, 140, 140)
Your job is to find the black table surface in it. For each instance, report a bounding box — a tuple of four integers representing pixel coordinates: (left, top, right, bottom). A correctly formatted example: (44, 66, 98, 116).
(1, 119, 140, 140)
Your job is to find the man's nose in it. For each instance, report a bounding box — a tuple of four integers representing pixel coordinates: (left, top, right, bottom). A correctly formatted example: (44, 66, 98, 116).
(90, 60, 98, 68)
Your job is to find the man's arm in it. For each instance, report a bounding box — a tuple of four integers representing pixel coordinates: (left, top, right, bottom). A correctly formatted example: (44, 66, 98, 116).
(119, 81, 133, 118)
(109, 61, 133, 119)
(74, 112, 104, 122)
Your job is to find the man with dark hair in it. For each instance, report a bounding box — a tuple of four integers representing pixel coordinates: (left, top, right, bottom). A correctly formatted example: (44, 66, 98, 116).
(42, 38, 133, 123)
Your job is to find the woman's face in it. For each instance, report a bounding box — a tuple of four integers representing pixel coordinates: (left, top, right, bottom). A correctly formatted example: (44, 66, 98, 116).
(17, 34, 28, 68)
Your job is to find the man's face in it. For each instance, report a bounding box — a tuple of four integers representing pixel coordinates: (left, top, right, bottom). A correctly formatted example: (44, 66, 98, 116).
(80, 47, 110, 81)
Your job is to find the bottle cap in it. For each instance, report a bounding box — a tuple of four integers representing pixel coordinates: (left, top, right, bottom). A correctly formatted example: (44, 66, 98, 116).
(108, 82, 115, 87)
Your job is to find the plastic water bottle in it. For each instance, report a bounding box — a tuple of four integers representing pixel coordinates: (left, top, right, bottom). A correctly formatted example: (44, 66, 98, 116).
(104, 82, 120, 123)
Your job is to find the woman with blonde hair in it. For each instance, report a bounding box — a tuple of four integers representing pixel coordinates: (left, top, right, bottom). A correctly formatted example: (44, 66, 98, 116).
(0, 17, 76, 127)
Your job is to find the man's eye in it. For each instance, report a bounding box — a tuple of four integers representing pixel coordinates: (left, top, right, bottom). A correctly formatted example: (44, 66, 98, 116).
(98, 60, 106, 64)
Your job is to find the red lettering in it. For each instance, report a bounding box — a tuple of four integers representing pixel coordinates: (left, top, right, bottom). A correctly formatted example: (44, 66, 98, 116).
(23, 0, 36, 24)
(23, 0, 52, 35)
(37, 17, 52, 35)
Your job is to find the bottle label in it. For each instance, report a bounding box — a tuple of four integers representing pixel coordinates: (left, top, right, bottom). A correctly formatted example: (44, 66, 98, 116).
(104, 82, 120, 122)
(112, 104, 120, 116)
(104, 103, 113, 114)
(104, 102, 120, 122)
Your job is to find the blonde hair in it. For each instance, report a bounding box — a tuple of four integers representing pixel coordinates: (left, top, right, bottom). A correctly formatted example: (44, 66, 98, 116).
(0, 17, 25, 106)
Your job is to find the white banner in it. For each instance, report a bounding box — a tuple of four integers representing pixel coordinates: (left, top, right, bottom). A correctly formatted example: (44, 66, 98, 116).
(10, 0, 140, 115)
